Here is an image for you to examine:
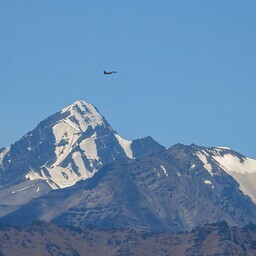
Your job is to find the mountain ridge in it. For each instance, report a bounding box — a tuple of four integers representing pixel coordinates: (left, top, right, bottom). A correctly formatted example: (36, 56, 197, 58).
(3, 143, 256, 232)
(0, 100, 164, 218)
(1, 100, 256, 233)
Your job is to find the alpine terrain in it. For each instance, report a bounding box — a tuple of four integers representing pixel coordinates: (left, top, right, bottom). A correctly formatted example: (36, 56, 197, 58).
(1, 100, 256, 235)
(0, 100, 164, 218)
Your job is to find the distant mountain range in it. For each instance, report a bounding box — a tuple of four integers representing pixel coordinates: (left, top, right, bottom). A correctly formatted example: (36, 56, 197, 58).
(1, 100, 256, 233)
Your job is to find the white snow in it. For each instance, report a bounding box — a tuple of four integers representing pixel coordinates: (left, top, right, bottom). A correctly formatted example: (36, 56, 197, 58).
(44, 166, 76, 189)
(203, 179, 212, 185)
(0, 147, 10, 166)
(196, 147, 256, 202)
(36, 187, 40, 193)
(80, 136, 99, 160)
(51, 100, 106, 171)
(212, 153, 256, 203)
(25, 166, 70, 189)
(25, 169, 42, 180)
(216, 147, 231, 150)
(64, 119, 81, 132)
(52, 121, 79, 167)
(46, 180, 59, 190)
(190, 163, 196, 170)
(213, 154, 256, 175)
(11, 184, 35, 194)
(160, 165, 168, 177)
(215, 146, 231, 150)
(196, 151, 213, 175)
(114, 134, 133, 159)
(25, 152, 97, 190)
(61, 101, 104, 131)
(24, 101, 131, 190)
(72, 151, 94, 179)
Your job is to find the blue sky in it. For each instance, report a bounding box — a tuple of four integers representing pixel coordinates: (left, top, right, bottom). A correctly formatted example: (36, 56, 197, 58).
(0, 1, 256, 157)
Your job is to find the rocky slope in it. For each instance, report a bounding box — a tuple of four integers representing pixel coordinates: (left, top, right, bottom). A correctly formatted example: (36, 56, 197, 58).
(0, 100, 164, 217)
(3, 143, 256, 232)
(0, 221, 256, 256)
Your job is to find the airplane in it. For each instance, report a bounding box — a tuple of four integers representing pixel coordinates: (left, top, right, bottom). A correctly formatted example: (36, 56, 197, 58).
(103, 70, 117, 75)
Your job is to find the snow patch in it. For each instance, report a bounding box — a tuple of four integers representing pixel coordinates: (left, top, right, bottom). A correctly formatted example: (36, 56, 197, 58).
(11, 184, 35, 194)
(203, 180, 212, 185)
(52, 121, 79, 166)
(80, 136, 99, 160)
(196, 151, 213, 175)
(25, 170, 43, 180)
(115, 134, 133, 159)
(213, 154, 256, 203)
(160, 165, 168, 177)
(0, 147, 10, 166)
(61, 101, 104, 131)
(213, 154, 256, 175)
(52, 101, 106, 170)
(72, 151, 94, 179)
(215, 146, 231, 150)
(45, 166, 77, 189)
(190, 163, 196, 170)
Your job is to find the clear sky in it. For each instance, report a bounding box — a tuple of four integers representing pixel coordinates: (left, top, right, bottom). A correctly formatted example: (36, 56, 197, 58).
(0, 1, 256, 157)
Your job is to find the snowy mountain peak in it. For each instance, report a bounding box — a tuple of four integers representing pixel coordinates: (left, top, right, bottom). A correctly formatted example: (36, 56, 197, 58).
(62, 100, 95, 113)
(0, 99, 165, 218)
(59, 100, 106, 132)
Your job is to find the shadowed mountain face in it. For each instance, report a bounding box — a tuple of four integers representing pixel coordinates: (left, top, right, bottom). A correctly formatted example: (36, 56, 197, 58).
(3, 143, 256, 232)
(0, 221, 256, 256)
(0, 100, 164, 218)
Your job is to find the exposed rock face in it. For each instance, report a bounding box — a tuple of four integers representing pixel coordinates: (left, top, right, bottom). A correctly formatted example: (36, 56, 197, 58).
(3, 144, 256, 232)
(2, 100, 256, 235)
(0, 100, 164, 217)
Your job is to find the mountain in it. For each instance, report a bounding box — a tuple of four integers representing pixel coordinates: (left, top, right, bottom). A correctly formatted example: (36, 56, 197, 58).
(3, 143, 256, 232)
(2, 100, 256, 234)
(0, 221, 256, 256)
(0, 100, 164, 217)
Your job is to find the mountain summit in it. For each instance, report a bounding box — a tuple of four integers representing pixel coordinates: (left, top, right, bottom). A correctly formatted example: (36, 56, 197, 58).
(2, 100, 256, 233)
(0, 100, 164, 217)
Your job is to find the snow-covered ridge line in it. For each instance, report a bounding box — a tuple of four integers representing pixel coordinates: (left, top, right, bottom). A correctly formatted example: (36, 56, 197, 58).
(196, 151, 213, 175)
(24, 100, 135, 189)
(60, 100, 104, 130)
(51, 100, 106, 175)
(215, 146, 231, 150)
(114, 134, 133, 159)
(213, 154, 256, 175)
(195, 146, 256, 204)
